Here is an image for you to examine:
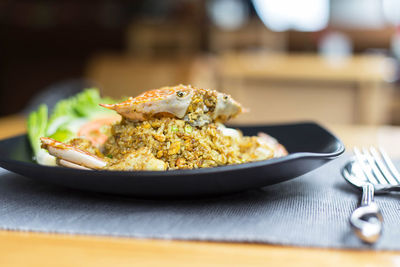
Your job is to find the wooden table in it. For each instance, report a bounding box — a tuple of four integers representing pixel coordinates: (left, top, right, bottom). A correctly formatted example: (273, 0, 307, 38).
(1, 115, 400, 266)
(217, 52, 396, 125)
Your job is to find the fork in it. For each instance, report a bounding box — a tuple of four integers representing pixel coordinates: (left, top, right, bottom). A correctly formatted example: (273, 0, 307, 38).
(347, 147, 400, 243)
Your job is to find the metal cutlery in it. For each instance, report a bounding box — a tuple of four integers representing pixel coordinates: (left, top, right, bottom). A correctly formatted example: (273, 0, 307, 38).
(342, 147, 400, 244)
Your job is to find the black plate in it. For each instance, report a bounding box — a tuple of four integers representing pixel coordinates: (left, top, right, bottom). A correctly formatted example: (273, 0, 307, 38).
(0, 122, 344, 197)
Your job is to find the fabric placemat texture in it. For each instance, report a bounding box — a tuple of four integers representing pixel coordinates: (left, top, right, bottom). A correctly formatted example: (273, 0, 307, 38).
(0, 155, 399, 250)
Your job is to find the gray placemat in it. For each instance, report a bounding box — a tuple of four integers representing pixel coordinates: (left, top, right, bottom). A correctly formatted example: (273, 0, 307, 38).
(0, 155, 399, 250)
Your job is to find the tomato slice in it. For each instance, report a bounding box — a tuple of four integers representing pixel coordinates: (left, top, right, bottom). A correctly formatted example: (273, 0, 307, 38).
(77, 115, 120, 146)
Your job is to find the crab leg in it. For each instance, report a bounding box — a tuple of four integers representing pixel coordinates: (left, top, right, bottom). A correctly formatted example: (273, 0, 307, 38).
(40, 137, 107, 169)
(56, 158, 92, 170)
(257, 132, 288, 157)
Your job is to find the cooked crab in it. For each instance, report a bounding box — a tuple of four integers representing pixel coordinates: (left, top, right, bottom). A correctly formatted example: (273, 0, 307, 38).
(100, 84, 245, 127)
(39, 85, 286, 171)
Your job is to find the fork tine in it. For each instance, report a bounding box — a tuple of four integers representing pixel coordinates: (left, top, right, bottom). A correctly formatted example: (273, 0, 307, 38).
(378, 147, 400, 184)
(354, 147, 379, 184)
(362, 147, 389, 185)
(370, 147, 398, 185)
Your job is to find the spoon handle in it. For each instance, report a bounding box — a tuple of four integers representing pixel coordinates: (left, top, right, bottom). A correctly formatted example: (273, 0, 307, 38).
(350, 183, 383, 244)
(361, 183, 374, 206)
(376, 184, 400, 193)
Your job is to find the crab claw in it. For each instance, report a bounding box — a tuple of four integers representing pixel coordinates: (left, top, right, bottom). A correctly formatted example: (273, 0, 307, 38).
(257, 132, 288, 157)
(40, 137, 107, 169)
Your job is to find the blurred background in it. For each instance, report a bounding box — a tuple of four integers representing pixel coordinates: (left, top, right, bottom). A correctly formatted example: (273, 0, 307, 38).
(1, 0, 400, 125)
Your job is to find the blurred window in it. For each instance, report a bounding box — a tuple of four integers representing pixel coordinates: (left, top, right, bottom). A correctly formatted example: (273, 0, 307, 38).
(382, 0, 400, 26)
(252, 0, 329, 32)
(330, 0, 386, 29)
(318, 32, 353, 64)
(207, 0, 249, 30)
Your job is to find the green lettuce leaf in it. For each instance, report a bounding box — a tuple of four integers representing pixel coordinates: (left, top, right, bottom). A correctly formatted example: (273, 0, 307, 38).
(27, 88, 116, 165)
(27, 104, 48, 156)
(46, 88, 115, 139)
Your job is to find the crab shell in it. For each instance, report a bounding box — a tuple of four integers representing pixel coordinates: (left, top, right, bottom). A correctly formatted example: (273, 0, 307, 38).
(99, 85, 244, 123)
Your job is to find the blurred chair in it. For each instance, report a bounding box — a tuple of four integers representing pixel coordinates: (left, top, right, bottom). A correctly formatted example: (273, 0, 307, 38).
(126, 21, 201, 58)
(85, 53, 195, 98)
(208, 19, 286, 52)
(187, 55, 218, 90)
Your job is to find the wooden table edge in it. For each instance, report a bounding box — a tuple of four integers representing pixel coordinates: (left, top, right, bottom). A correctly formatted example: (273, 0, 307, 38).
(0, 229, 399, 267)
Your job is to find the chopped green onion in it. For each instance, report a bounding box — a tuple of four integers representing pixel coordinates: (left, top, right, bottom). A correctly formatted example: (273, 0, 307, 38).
(184, 125, 193, 133)
(171, 125, 178, 132)
(49, 129, 74, 142)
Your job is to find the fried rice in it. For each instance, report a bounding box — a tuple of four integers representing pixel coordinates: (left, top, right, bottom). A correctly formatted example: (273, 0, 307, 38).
(102, 117, 276, 170)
